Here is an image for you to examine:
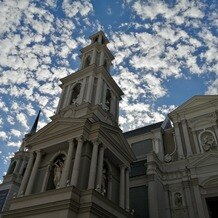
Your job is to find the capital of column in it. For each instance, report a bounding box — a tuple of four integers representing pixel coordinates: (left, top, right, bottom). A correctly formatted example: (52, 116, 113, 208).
(92, 139, 101, 146)
(99, 144, 106, 151)
(34, 149, 44, 157)
(119, 164, 126, 170)
(77, 136, 84, 144)
(67, 139, 74, 145)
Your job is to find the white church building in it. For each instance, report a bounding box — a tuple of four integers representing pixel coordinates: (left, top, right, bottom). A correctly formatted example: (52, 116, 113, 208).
(0, 31, 218, 218)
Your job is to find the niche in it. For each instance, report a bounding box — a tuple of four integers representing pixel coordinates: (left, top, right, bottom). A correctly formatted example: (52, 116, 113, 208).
(46, 154, 66, 190)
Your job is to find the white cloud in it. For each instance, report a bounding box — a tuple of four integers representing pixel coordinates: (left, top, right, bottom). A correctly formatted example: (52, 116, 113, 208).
(0, 131, 7, 140)
(16, 113, 28, 129)
(205, 78, 218, 95)
(11, 129, 21, 137)
(62, 0, 93, 18)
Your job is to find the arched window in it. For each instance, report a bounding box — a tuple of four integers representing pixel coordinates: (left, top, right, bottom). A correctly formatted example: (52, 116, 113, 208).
(7, 161, 16, 175)
(105, 89, 111, 111)
(47, 154, 65, 190)
(71, 83, 81, 104)
(84, 56, 91, 68)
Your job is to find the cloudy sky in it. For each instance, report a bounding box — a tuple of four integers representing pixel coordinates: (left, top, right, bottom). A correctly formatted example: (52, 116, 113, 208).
(0, 0, 217, 181)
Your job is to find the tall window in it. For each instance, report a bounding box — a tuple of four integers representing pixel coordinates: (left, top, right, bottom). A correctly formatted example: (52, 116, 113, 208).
(71, 83, 81, 104)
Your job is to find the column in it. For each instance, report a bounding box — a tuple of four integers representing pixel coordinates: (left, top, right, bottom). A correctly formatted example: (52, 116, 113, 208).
(174, 122, 184, 158)
(63, 85, 70, 107)
(57, 88, 65, 111)
(88, 140, 99, 189)
(119, 165, 125, 209)
(41, 163, 51, 192)
(192, 131, 200, 154)
(85, 76, 94, 103)
(181, 120, 192, 156)
(14, 158, 21, 174)
(148, 181, 159, 218)
(183, 181, 195, 218)
(80, 55, 85, 69)
(95, 76, 103, 105)
(99, 51, 105, 66)
(125, 168, 130, 211)
(18, 158, 27, 175)
(25, 150, 42, 195)
(91, 49, 97, 64)
(60, 140, 75, 187)
(71, 137, 83, 186)
(96, 145, 105, 190)
(18, 153, 34, 196)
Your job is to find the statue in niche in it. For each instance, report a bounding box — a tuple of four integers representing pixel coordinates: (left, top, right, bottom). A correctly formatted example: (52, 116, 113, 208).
(174, 192, 183, 207)
(101, 164, 109, 195)
(53, 159, 64, 188)
(201, 131, 215, 151)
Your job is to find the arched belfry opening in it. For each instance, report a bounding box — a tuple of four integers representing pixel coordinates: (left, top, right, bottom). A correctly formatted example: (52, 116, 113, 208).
(105, 89, 112, 111)
(103, 59, 109, 70)
(47, 153, 66, 190)
(84, 56, 91, 68)
(71, 83, 81, 104)
(7, 161, 16, 175)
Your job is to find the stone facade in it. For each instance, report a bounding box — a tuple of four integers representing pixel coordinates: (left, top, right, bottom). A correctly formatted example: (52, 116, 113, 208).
(0, 31, 218, 218)
(125, 95, 218, 218)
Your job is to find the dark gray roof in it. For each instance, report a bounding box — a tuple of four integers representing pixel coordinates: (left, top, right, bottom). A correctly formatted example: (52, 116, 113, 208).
(124, 121, 163, 138)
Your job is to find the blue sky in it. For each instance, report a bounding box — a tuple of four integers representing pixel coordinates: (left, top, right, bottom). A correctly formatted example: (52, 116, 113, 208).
(0, 0, 217, 181)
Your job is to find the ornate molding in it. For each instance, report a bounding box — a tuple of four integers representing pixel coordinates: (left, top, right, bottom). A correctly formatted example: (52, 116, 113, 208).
(188, 112, 217, 130)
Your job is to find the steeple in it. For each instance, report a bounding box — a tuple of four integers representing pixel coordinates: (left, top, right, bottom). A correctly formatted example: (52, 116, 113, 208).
(1, 31, 135, 218)
(55, 31, 123, 125)
(24, 110, 41, 140)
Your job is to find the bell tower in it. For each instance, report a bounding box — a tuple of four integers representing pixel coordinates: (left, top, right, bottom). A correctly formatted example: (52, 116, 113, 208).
(56, 31, 123, 126)
(2, 31, 135, 218)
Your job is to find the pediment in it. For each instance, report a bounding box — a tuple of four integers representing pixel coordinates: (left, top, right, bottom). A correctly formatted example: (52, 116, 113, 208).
(26, 118, 86, 143)
(188, 152, 218, 168)
(100, 124, 135, 161)
(169, 95, 218, 115)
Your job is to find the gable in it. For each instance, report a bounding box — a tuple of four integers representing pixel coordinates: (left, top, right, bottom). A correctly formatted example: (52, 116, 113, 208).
(99, 124, 135, 162)
(169, 95, 218, 116)
(26, 118, 87, 144)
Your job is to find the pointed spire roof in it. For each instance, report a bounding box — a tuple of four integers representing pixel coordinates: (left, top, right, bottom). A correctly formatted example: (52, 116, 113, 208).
(25, 110, 41, 138)
(29, 110, 41, 134)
